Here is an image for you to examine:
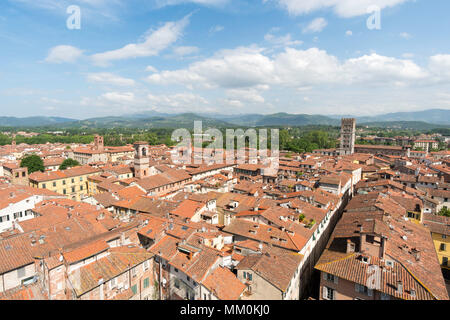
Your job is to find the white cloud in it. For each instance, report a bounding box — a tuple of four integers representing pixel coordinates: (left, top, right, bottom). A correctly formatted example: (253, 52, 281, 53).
(226, 88, 266, 104)
(91, 15, 190, 66)
(156, 0, 228, 7)
(342, 53, 428, 84)
(302, 17, 327, 34)
(399, 32, 412, 39)
(87, 72, 136, 86)
(209, 25, 224, 34)
(429, 54, 450, 79)
(147, 46, 275, 89)
(101, 91, 136, 103)
(346, 30, 353, 36)
(172, 46, 200, 57)
(146, 65, 158, 73)
(264, 33, 303, 47)
(147, 46, 430, 91)
(402, 53, 414, 59)
(45, 45, 84, 64)
(267, 0, 411, 18)
(147, 92, 212, 112)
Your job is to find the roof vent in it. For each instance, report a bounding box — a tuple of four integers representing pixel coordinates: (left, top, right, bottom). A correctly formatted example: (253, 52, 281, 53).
(411, 248, 420, 261)
(397, 281, 403, 294)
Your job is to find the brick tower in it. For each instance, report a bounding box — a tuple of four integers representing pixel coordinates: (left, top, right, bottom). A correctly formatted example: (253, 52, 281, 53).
(339, 118, 356, 155)
(134, 141, 150, 179)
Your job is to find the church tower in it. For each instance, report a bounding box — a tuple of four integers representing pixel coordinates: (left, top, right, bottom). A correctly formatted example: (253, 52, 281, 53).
(94, 135, 104, 151)
(134, 141, 150, 179)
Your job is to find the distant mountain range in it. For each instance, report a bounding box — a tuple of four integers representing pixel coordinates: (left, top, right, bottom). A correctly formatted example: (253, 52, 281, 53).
(0, 116, 74, 127)
(1, 109, 449, 129)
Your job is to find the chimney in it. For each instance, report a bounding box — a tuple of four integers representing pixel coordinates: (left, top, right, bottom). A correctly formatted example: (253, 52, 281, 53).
(411, 248, 421, 261)
(397, 281, 403, 294)
(346, 239, 355, 253)
(380, 235, 387, 259)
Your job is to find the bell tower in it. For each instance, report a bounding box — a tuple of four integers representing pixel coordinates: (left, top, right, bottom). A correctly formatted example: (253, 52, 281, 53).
(134, 141, 150, 179)
(94, 135, 104, 151)
(339, 118, 356, 155)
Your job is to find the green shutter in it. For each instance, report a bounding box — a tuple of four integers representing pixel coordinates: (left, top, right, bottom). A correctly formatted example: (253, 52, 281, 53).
(131, 284, 137, 295)
(143, 278, 149, 288)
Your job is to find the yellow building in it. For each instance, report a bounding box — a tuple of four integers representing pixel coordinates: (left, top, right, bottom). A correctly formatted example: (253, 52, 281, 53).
(423, 213, 450, 276)
(28, 165, 102, 201)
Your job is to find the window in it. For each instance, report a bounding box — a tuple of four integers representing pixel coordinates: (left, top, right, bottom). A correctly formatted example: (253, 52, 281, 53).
(443, 235, 447, 239)
(71, 187, 75, 193)
(63, 180, 66, 185)
(42, 184, 46, 188)
(174, 279, 180, 289)
(131, 284, 137, 295)
(443, 257, 448, 267)
(109, 278, 117, 289)
(53, 182, 56, 187)
(381, 293, 391, 300)
(80, 177, 83, 181)
(71, 178, 75, 183)
(355, 283, 373, 296)
(143, 278, 149, 289)
(143, 261, 149, 271)
(440, 243, 447, 251)
(243, 272, 252, 281)
(131, 267, 137, 277)
(323, 287, 335, 300)
(325, 273, 337, 284)
(63, 189, 66, 195)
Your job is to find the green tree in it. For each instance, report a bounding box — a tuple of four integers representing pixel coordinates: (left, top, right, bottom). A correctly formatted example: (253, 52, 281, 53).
(20, 155, 44, 174)
(59, 158, 80, 170)
(438, 207, 450, 217)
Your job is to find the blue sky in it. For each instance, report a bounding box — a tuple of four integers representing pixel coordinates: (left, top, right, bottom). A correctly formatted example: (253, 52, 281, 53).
(1, 0, 450, 119)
